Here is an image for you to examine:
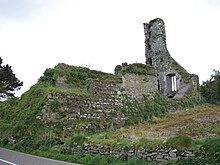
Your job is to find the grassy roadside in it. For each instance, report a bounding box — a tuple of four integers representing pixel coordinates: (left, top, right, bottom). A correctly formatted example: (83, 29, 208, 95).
(1, 103, 220, 164)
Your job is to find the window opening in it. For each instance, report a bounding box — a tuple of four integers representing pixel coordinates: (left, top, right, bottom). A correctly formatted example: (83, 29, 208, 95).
(166, 74, 177, 98)
(147, 58, 153, 66)
(171, 75, 177, 91)
(157, 79, 160, 90)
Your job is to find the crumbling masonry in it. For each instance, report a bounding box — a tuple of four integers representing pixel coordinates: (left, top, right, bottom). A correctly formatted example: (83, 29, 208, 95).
(115, 18, 200, 99)
(37, 18, 200, 133)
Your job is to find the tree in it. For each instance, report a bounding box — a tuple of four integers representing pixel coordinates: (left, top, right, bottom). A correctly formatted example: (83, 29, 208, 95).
(0, 57, 23, 99)
(201, 69, 220, 104)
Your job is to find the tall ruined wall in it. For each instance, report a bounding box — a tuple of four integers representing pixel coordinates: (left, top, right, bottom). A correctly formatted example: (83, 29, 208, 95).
(144, 18, 200, 99)
(144, 18, 168, 67)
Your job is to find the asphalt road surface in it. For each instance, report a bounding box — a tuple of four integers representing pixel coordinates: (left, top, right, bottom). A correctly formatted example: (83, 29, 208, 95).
(0, 148, 82, 165)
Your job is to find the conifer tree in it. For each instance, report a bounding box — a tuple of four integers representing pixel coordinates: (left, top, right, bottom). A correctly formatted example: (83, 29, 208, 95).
(0, 57, 23, 99)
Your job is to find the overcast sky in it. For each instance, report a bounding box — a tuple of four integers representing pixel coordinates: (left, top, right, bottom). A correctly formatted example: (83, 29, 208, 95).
(0, 0, 220, 96)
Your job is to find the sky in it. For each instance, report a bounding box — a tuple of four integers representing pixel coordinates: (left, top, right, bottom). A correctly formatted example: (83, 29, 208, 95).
(0, 0, 220, 96)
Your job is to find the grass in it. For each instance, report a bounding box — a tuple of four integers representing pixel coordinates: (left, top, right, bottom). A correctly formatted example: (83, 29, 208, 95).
(39, 63, 121, 88)
(166, 135, 194, 152)
(169, 56, 190, 80)
(1, 104, 220, 164)
(30, 150, 160, 165)
(87, 104, 220, 145)
(118, 63, 156, 76)
(147, 104, 220, 127)
(0, 62, 219, 164)
(45, 86, 90, 96)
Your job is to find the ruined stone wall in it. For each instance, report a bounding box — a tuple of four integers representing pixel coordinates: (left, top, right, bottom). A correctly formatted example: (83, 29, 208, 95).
(37, 80, 126, 134)
(36, 18, 201, 135)
(122, 73, 158, 98)
(63, 143, 195, 163)
(36, 71, 161, 134)
(144, 18, 168, 67)
(144, 18, 200, 99)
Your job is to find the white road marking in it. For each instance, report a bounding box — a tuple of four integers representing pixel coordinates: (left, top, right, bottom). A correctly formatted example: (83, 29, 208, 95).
(0, 159, 17, 165)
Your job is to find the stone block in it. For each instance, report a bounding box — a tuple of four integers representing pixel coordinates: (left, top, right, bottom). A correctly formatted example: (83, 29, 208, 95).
(156, 154, 163, 160)
(169, 152, 177, 158)
(184, 153, 195, 157)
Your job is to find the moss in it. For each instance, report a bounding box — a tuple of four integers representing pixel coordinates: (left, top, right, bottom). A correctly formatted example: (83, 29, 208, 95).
(119, 63, 156, 76)
(46, 86, 90, 96)
(134, 137, 164, 151)
(39, 63, 121, 91)
(65, 134, 88, 146)
(166, 135, 195, 152)
(0, 83, 47, 141)
(169, 57, 190, 80)
(88, 137, 133, 152)
(50, 100, 61, 112)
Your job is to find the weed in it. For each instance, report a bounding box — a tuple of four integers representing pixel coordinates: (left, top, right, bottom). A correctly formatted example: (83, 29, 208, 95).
(166, 135, 194, 152)
(65, 134, 88, 146)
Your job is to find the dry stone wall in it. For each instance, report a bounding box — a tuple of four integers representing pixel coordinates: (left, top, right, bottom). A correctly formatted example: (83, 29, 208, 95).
(62, 143, 195, 163)
(37, 80, 126, 134)
(36, 66, 163, 134)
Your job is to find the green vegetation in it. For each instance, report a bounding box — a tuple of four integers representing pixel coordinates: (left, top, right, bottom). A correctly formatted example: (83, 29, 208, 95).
(134, 137, 164, 151)
(0, 57, 23, 99)
(198, 137, 220, 162)
(1, 104, 220, 164)
(116, 63, 156, 76)
(169, 56, 190, 80)
(1, 135, 219, 164)
(201, 70, 220, 104)
(0, 84, 49, 152)
(65, 134, 88, 146)
(121, 93, 166, 125)
(0, 63, 122, 155)
(30, 151, 160, 165)
(0, 63, 220, 164)
(166, 135, 194, 152)
(39, 63, 121, 89)
(121, 92, 200, 126)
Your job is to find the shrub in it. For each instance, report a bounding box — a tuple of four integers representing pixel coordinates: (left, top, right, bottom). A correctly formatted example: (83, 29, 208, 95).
(135, 137, 164, 151)
(0, 137, 8, 146)
(200, 137, 220, 162)
(177, 157, 213, 165)
(166, 135, 194, 152)
(120, 63, 156, 76)
(14, 136, 39, 152)
(201, 70, 220, 103)
(122, 93, 166, 126)
(65, 134, 88, 146)
(212, 126, 220, 136)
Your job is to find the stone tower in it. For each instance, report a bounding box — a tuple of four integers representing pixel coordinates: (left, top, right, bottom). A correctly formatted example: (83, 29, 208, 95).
(144, 18, 199, 98)
(144, 18, 168, 68)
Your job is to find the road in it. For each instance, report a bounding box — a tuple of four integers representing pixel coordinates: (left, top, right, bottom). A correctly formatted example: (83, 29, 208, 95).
(0, 148, 82, 165)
